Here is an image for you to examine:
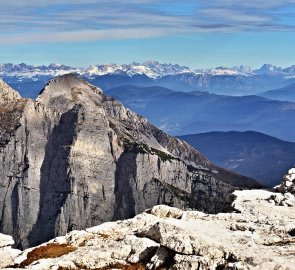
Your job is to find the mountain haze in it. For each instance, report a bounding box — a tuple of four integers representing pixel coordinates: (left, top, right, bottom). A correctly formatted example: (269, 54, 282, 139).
(260, 82, 295, 102)
(106, 85, 295, 142)
(179, 131, 295, 187)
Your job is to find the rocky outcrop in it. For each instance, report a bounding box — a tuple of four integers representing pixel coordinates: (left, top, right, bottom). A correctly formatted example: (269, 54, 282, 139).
(0, 76, 261, 248)
(275, 166, 295, 195)
(0, 80, 21, 102)
(2, 189, 295, 270)
(0, 233, 21, 268)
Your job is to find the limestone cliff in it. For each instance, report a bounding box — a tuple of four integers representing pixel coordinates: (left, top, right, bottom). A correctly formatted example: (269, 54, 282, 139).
(0, 75, 261, 248)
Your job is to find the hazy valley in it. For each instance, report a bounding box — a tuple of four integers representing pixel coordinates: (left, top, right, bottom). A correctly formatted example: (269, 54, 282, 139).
(179, 131, 295, 187)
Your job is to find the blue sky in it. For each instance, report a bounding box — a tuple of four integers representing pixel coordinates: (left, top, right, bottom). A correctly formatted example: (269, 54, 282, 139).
(1, 0, 295, 68)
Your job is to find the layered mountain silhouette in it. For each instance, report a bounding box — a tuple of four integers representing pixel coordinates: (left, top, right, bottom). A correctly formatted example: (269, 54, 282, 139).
(179, 131, 295, 187)
(0, 75, 260, 249)
(106, 85, 295, 142)
(260, 82, 295, 102)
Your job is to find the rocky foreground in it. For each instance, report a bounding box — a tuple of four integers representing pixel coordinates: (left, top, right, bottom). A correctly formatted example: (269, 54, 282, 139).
(1, 188, 294, 270)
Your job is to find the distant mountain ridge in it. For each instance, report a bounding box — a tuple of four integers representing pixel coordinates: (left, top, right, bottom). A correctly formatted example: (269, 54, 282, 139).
(2, 61, 295, 79)
(0, 61, 191, 80)
(179, 131, 295, 187)
(106, 85, 295, 142)
(259, 83, 295, 102)
(2, 61, 295, 97)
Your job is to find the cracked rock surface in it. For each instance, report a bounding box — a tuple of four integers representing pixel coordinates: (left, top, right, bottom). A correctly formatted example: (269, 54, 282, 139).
(2, 189, 295, 270)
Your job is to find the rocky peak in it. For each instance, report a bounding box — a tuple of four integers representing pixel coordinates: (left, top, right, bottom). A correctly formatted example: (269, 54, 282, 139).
(37, 74, 103, 113)
(254, 64, 283, 75)
(36, 74, 209, 167)
(282, 65, 295, 74)
(0, 76, 261, 249)
(0, 79, 21, 102)
(0, 79, 28, 145)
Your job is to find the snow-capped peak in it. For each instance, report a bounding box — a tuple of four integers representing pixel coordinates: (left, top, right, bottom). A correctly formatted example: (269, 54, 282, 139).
(126, 65, 157, 78)
(201, 66, 252, 76)
(253, 64, 283, 75)
(85, 64, 123, 76)
(208, 67, 240, 76)
(282, 65, 295, 74)
(1, 62, 295, 80)
(83, 62, 192, 78)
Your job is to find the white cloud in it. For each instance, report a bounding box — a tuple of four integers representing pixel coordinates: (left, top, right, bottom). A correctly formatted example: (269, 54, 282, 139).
(0, 28, 172, 44)
(0, 0, 295, 43)
(210, 0, 295, 8)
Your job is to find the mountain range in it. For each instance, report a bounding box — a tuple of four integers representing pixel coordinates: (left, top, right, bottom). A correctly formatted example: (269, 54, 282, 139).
(179, 131, 295, 187)
(260, 82, 295, 102)
(2, 62, 295, 79)
(2, 62, 295, 97)
(0, 75, 260, 249)
(106, 85, 295, 142)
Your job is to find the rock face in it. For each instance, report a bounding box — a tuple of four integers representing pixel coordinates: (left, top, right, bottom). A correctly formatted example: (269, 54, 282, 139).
(0, 80, 21, 101)
(275, 166, 295, 194)
(2, 189, 295, 270)
(0, 75, 260, 248)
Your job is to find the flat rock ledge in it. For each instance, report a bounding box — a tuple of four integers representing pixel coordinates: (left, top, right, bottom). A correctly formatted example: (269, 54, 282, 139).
(1, 189, 295, 270)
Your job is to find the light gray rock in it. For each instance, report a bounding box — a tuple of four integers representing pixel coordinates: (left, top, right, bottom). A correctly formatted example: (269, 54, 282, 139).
(150, 204, 183, 219)
(0, 98, 60, 248)
(0, 233, 14, 248)
(275, 166, 295, 195)
(0, 233, 21, 268)
(0, 79, 21, 102)
(2, 189, 294, 270)
(0, 75, 260, 248)
(173, 254, 224, 270)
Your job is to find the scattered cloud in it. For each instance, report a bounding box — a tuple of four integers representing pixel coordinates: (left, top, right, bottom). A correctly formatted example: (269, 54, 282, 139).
(0, 0, 295, 43)
(0, 28, 173, 44)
